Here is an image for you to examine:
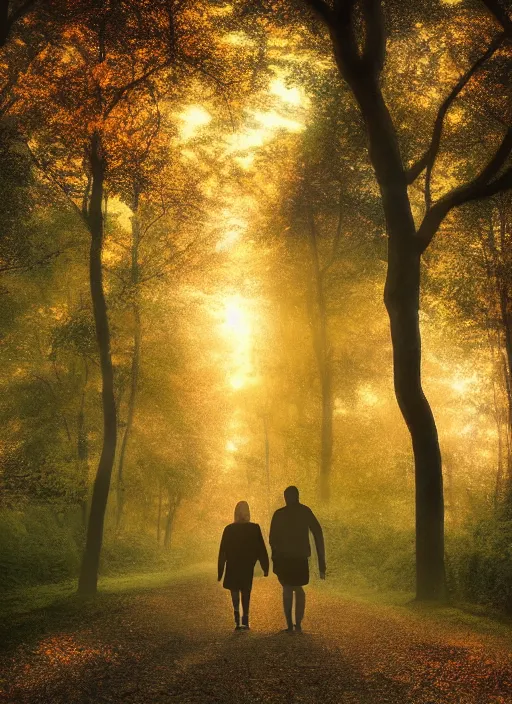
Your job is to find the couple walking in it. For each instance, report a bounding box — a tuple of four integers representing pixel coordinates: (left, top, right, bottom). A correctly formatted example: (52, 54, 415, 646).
(217, 485, 326, 633)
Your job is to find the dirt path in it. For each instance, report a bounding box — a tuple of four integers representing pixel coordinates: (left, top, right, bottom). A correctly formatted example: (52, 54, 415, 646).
(2, 573, 512, 703)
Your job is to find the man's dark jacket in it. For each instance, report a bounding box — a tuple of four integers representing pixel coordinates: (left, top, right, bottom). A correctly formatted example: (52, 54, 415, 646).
(269, 502, 326, 573)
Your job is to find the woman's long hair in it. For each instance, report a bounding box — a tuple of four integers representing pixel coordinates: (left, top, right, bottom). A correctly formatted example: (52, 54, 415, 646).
(234, 501, 250, 523)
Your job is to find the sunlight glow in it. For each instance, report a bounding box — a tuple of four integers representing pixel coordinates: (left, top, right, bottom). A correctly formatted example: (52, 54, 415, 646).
(223, 32, 253, 46)
(252, 110, 304, 132)
(334, 398, 349, 416)
(220, 296, 254, 391)
(215, 210, 249, 252)
(269, 78, 303, 107)
(226, 129, 266, 153)
(179, 105, 212, 141)
(450, 373, 479, 395)
(358, 385, 381, 407)
(108, 198, 133, 231)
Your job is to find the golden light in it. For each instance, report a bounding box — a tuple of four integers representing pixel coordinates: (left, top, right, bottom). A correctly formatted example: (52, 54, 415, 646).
(220, 295, 254, 391)
(234, 153, 255, 170)
(226, 440, 237, 452)
(357, 385, 381, 407)
(179, 105, 212, 141)
(252, 110, 304, 133)
(223, 31, 253, 46)
(215, 208, 249, 252)
(450, 373, 479, 395)
(223, 297, 250, 336)
(334, 398, 349, 416)
(269, 78, 304, 107)
(225, 128, 266, 153)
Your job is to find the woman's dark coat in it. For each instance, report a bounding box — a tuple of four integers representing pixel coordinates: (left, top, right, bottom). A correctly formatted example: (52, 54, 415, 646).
(218, 522, 269, 591)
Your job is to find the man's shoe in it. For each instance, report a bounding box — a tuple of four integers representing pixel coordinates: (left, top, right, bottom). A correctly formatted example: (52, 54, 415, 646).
(294, 624, 303, 634)
(281, 627, 294, 634)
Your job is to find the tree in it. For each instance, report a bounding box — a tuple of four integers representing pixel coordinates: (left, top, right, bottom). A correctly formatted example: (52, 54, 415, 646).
(0, 0, 39, 48)
(107, 99, 204, 529)
(296, 0, 512, 600)
(13, 0, 184, 593)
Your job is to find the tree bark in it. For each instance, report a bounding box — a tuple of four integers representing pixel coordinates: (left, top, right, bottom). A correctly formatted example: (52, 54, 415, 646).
(78, 131, 117, 595)
(493, 200, 512, 509)
(303, 0, 510, 601)
(116, 189, 141, 529)
(480, 201, 512, 510)
(163, 495, 180, 549)
(344, 70, 446, 600)
(263, 414, 271, 523)
(78, 360, 89, 530)
(306, 208, 334, 503)
(157, 483, 162, 544)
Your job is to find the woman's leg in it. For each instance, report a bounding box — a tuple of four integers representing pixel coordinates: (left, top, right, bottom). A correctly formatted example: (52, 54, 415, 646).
(294, 586, 306, 630)
(230, 589, 241, 627)
(241, 588, 251, 627)
(282, 585, 294, 630)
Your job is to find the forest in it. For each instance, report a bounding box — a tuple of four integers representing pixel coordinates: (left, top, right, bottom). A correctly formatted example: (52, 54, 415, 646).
(1, 0, 512, 625)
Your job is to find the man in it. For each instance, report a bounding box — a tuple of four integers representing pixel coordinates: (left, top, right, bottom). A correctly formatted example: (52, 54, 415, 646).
(269, 485, 326, 633)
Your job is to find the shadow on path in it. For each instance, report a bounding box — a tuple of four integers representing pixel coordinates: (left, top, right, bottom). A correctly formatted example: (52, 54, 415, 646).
(3, 574, 512, 703)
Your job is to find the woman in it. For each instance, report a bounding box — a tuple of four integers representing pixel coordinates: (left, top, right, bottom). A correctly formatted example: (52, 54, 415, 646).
(218, 501, 269, 630)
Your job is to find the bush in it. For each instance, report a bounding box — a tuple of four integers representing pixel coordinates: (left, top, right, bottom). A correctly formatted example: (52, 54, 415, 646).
(446, 518, 512, 613)
(321, 518, 415, 591)
(100, 532, 168, 574)
(0, 507, 81, 591)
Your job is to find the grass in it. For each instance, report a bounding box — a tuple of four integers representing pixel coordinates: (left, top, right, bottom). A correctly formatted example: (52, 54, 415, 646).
(318, 573, 512, 642)
(1, 562, 213, 618)
(3, 564, 511, 656)
(0, 563, 214, 654)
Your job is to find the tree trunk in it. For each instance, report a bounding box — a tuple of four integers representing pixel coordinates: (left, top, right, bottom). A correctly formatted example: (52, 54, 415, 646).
(306, 208, 334, 503)
(78, 131, 117, 596)
(163, 496, 180, 549)
(495, 201, 512, 509)
(263, 415, 271, 524)
(157, 483, 162, 544)
(385, 245, 445, 600)
(78, 360, 89, 530)
(481, 200, 512, 512)
(116, 190, 141, 529)
(345, 71, 446, 600)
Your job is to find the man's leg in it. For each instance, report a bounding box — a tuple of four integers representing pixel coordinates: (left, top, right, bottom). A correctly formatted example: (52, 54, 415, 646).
(241, 588, 251, 627)
(282, 585, 294, 631)
(230, 589, 241, 627)
(294, 586, 305, 631)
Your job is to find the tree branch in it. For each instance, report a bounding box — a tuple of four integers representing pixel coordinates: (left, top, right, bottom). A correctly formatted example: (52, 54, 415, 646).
(0, 249, 62, 274)
(302, 0, 335, 25)
(104, 60, 172, 117)
(480, 0, 512, 33)
(362, 0, 386, 75)
(1, 0, 38, 47)
(27, 145, 90, 228)
(406, 31, 507, 187)
(320, 187, 345, 276)
(416, 129, 512, 252)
